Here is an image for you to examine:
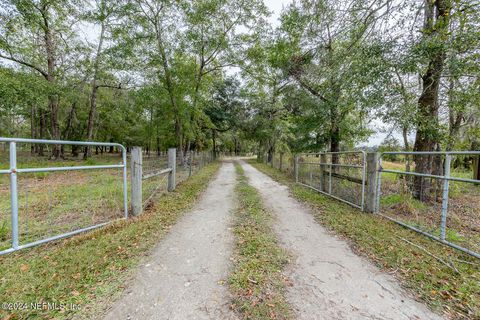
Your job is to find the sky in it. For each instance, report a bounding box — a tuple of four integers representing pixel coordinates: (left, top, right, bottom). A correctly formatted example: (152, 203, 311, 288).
(264, 0, 291, 26)
(68, 0, 398, 147)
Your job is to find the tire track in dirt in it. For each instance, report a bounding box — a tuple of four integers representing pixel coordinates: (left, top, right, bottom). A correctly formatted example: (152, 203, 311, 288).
(103, 162, 238, 320)
(240, 160, 443, 320)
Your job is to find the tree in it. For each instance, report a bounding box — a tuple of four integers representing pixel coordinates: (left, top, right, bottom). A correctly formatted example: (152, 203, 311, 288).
(0, 0, 81, 158)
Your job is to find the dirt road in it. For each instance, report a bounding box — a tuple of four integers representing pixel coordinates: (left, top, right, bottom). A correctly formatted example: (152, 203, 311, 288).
(240, 161, 442, 320)
(104, 162, 237, 320)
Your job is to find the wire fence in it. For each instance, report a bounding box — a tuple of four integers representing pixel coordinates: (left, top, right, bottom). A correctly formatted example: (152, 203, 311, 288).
(0, 138, 127, 255)
(296, 152, 366, 210)
(140, 150, 214, 209)
(0, 137, 215, 255)
(177, 150, 215, 184)
(377, 152, 480, 259)
(265, 149, 480, 259)
(265, 152, 295, 177)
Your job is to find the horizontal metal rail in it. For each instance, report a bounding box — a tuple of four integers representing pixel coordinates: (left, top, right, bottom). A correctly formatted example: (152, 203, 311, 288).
(12, 164, 123, 174)
(0, 137, 129, 255)
(381, 169, 480, 184)
(382, 151, 480, 155)
(0, 221, 117, 256)
(377, 213, 480, 259)
(301, 162, 363, 168)
(143, 168, 172, 180)
(300, 151, 365, 155)
(0, 137, 125, 149)
(298, 182, 363, 209)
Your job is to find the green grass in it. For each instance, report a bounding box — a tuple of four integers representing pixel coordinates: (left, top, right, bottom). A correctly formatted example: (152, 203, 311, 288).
(0, 162, 221, 320)
(248, 160, 480, 320)
(229, 162, 292, 320)
(0, 154, 196, 250)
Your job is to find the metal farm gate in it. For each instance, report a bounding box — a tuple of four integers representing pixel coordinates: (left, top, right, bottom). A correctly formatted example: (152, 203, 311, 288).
(377, 151, 480, 259)
(0, 137, 128, 255)
(295, 151, 367, 210)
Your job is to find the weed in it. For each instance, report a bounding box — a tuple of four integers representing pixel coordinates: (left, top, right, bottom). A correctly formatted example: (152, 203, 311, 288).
(229, 162, 292, 320)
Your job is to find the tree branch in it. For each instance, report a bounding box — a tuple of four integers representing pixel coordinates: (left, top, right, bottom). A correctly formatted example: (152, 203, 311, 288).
(0, 53, 48, 79)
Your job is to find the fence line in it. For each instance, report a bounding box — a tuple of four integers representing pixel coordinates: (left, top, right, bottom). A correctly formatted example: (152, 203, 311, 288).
(0, 138, 215, 255)
(0, 137, 128, 256)
(377, 151, 480, 259)
(265, 149, 480, 259)
(295, 151, 367, 210)
(131, 147, 214, 216)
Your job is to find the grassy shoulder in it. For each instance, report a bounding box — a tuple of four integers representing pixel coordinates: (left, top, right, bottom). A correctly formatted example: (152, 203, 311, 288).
(229, 162, 292, 320)
(248, 160, 480, 320)
(0, 162, 221, 320)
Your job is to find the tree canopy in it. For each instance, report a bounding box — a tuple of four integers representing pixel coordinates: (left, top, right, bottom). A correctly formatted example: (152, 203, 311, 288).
(1, 0, 479, 159)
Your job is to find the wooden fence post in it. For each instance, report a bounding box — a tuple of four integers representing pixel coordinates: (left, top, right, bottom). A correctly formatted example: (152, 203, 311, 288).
(168, 148, 176, 191)
(473, 156, 480, 180)
(131, 146, 143, 216)
(365, 152, 379, 213)
(319, 153, 326, 192)
(279, 152, 284, 171)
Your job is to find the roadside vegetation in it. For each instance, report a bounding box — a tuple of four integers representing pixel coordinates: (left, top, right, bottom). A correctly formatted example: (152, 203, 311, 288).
(249, 160, 480, 320)
(0, 162, 220, 320)
(229, 163, 292, 320)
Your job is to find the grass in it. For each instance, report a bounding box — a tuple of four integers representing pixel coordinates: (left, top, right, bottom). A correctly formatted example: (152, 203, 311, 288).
(0, 153, 197, 251)
(248, 160, 480, 320)
(0, 161, 220, 320)
(229, 162, 292, 320)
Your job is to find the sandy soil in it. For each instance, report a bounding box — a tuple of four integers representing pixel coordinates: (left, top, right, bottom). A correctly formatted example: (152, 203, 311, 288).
(240, 160, 443, 320)
(103, 162, 238, 320)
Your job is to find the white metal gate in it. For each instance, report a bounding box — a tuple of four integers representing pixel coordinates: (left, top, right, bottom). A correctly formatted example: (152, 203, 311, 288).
(0, 137, 128, 255)
(295, 151, 367, 210)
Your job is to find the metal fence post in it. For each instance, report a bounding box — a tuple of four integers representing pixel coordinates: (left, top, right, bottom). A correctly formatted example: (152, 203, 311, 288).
(294, 155, 299, 183)
(365, 152, 379, 213)
(9, 142, 19, 249)
(168, 148, 176, 191)
(131, 146, 142, 216)
(440, 154, 451, 240)
(375, 155, 383, 213)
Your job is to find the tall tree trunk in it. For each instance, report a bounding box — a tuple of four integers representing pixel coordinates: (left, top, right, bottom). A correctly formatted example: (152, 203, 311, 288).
(212, 129, 217, 159)
(39, 108, 46, 156)
(30, 105, 36, 155)
(154, 21, 183, 162)
(446, 80, 463, 152)
(84, 21, 106, 159)
(42, 3, 61, 159)
(402, 126, 411, 172)
(412, 0, 451, 200)
(330, 103, 340, 164)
